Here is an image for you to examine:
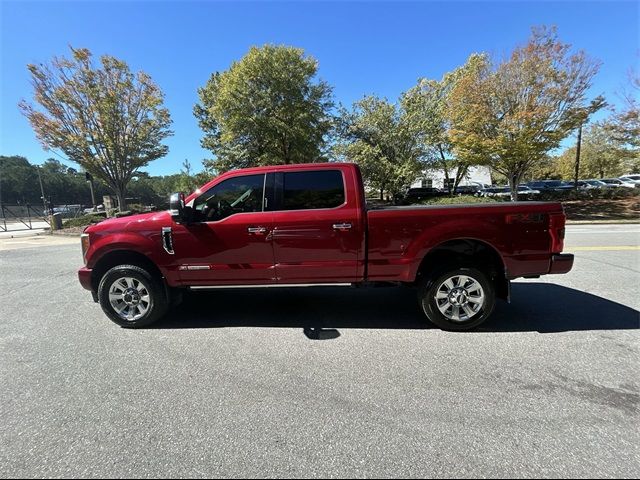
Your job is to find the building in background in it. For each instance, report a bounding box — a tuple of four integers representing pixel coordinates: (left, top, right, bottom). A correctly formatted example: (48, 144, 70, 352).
(411, 166, 493, 190)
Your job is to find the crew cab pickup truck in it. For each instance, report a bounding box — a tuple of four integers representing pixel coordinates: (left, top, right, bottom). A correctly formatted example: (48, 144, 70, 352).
(78, 163, 573, 330)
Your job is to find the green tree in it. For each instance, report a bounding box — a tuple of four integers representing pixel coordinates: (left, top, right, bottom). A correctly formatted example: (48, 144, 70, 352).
(605, 70, 639, 172)
(556, 122, 631, 179)
(0, 156, 39, 204)
(335, 96, 423, 200)
(402, 54, 488, 194)
(608, 70, 639, 149)
(19, 47, 173, 209)
(448, 27, 604, 200)
(194, 45, 334, 172)
(0, 155, 111, 206)
(174, 159, 198, 194)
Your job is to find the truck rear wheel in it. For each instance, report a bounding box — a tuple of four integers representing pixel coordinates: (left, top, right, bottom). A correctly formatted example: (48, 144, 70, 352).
(418, 267, 495, 331)
(98, 264, 168, 328)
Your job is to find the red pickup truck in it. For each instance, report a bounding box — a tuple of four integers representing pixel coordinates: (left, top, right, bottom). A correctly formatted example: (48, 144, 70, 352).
(78, 163, 573, 330)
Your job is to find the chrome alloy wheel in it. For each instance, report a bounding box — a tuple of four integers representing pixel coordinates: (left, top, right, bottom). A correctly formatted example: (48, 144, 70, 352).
(435, 275, 485, 322)
(108, 277, 152, 321)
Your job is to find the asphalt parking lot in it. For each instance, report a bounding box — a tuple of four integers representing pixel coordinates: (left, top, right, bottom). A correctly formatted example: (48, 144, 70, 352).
(1, 224, 638, 478)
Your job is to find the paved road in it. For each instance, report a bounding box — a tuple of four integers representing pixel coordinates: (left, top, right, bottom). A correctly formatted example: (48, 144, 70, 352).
(1, 225, 638, 478)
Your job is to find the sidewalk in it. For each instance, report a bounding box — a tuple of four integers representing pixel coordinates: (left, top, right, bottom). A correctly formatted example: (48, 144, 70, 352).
(0, 232, 79, 251)
(0, 228, 50, 240)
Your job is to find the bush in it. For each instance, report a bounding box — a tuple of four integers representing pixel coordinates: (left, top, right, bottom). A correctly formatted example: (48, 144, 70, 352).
(126, 203, 145, 213)
(62, 213, 106, 229)
(418, 195, 504, 205)
(114, 204, 157, 217)
(537, 187, 640, 202)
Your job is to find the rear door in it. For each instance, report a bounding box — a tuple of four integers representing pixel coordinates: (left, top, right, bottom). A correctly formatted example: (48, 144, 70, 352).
(271, 168, 362, 283)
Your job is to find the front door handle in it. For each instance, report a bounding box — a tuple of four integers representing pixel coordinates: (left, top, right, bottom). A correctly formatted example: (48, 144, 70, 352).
(247, 227, 268, 235)
(333, 223, 352, 231)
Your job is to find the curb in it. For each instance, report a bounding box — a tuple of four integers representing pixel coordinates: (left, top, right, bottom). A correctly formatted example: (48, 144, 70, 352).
(51, 230, 84, 237)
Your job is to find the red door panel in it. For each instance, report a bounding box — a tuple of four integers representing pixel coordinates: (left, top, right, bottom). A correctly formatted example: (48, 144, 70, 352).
(173, 211, 276, 286)
(269, 167, 364, 284)
(271, 208, 361, 283)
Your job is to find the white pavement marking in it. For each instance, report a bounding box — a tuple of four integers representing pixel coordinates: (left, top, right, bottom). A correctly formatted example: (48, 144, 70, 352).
(571, 246, 640, 251)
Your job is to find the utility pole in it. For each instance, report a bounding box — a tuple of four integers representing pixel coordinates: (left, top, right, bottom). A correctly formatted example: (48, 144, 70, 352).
(573, 124, 582, 189)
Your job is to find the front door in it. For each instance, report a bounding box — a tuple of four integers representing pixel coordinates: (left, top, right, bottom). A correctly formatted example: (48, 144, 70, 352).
(175, 173, 276, 286)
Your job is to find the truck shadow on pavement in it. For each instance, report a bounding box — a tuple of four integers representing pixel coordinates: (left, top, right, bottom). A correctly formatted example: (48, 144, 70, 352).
(152, 282, 639, 337)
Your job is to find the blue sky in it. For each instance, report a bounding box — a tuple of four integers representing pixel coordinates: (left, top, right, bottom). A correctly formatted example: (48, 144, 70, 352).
(1, 0, 638, 175)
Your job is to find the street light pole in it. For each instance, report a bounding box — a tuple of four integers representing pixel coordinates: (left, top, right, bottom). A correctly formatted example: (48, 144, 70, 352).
(86, 172, 96, 211)
(37, 165, 48, 215)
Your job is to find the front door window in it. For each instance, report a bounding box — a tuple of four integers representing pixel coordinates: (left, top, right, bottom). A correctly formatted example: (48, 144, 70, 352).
(193, 174, 265, 222)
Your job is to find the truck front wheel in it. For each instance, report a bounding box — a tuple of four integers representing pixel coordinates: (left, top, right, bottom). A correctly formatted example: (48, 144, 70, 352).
(97, 264, 168, 328)
(418, 267, 495, 331)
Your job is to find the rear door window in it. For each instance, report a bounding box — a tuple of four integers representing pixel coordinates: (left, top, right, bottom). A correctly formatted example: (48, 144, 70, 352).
(279, 170, 345, 211)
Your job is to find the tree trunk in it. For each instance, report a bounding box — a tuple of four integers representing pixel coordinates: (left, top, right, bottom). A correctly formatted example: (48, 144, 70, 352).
(442, 168, 452, 195)
(454, 165, 469, 193)
(509, 174, 519, 202)
(116, 189, 127, 211)
(380, 188, 384, 201)
(438, 145, 452, 196)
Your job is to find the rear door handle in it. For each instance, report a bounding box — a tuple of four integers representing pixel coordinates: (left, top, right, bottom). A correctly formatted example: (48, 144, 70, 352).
(247, 227, 268, 234)
(332, 223, 352, 231)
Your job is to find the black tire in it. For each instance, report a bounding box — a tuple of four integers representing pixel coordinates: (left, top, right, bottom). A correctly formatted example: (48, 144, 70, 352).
(418, 267, 495, 331)
(97, 264, 168, 328)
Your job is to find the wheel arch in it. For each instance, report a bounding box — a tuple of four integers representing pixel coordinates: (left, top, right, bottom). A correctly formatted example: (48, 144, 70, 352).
(91, 250, 165, 293)
(415, 238, 509, 300)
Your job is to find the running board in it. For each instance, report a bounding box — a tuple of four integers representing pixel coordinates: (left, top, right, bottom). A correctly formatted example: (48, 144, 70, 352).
(189, 283, 352, 290)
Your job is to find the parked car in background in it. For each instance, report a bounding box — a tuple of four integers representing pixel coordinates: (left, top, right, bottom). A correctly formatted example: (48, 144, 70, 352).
(601, 178, 636, 188)
(478, 185, 541, 198)
(52, 205, 84, 217)
(580, 179, 610, 189)
(452, 184, 482, 195)
(83, 205, 106, 214)
(477, 186, 510, 197)
(401, 187, 446, 203)
(619, 175, 640, 187)
(526, 180, 574, 191)
(516, 185, 542, 197)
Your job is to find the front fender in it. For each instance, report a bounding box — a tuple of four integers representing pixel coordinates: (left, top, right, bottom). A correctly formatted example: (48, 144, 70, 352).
(86, 232, 160, 269)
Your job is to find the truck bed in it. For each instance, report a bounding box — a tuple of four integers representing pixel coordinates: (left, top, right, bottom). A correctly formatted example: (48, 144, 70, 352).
(365, 201, 565, 282)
